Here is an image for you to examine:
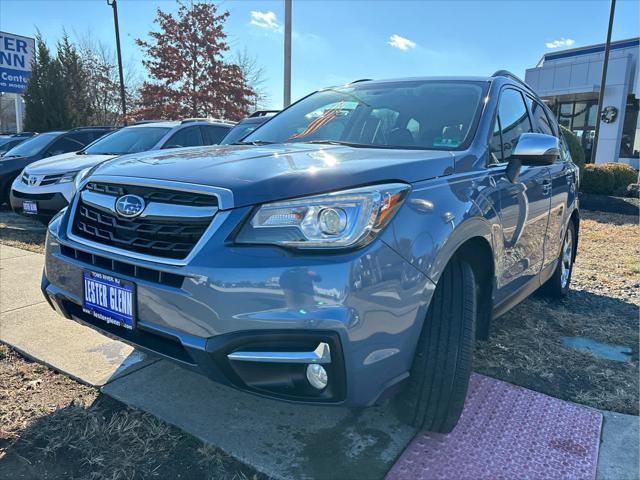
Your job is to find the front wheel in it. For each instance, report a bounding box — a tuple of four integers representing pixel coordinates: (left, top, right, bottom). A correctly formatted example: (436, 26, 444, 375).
(397, 256, 476, 433)
(541, 222, 576, 298)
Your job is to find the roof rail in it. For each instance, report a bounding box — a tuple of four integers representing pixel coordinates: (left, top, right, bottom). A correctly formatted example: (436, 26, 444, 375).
(248, 110, 279, 118)
(350, 78, 372, 84)
(491, 70, 532, 90)
(133, 119, 169, 125)
(69, 126, 116, 131)
(181, 117, 235, 124)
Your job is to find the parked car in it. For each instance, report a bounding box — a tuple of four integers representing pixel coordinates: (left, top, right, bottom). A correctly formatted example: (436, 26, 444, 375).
(220, 110, 279, 145)
(41, 72, 579, 433)
(0, 127, 113, 205)
(10, 119, 234, 220)
(0, 132, 37, 157)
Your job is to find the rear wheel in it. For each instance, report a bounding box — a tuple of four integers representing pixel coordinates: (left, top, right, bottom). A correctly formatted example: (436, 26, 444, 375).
(398, 256, 476, 433)
(541, 222, 575, 298)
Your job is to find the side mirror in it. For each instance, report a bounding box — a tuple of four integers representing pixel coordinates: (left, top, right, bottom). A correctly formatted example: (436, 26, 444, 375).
(512, 133, 559, 166)
(506, 133, 560, 183)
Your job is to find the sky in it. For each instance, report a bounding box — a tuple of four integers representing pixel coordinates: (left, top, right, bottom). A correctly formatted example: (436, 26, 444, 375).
(1, 0, 639, 109)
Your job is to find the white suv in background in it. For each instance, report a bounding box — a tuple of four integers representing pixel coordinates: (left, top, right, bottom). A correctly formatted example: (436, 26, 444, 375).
(10, 119, 234, 220)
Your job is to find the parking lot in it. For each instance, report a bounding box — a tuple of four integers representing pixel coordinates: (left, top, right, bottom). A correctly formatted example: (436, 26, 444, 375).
(1, 204, 638, 479)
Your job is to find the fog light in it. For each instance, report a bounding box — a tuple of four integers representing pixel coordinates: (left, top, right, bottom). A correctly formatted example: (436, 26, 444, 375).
(306, 364, 328, 390)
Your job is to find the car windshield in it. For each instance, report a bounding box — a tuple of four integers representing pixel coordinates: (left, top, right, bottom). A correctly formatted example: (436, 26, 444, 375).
(0, 137, 14, 147)
(221, 123, 263, 145)
(84, 127, 171, 155)
(244, 80, 487, 150)
(3, 132, 59, 157)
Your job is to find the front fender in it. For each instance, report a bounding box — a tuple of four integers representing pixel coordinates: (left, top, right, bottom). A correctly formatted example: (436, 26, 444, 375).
(381, 171, 498, 284)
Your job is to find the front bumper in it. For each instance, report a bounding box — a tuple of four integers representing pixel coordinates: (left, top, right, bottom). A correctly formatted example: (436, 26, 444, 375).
(43, 210, 435, 406)
(10, 175, 73, 220)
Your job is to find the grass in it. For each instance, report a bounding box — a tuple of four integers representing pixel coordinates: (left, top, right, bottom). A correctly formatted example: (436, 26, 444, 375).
(474, 210, 639, 414)
(0, 206, 46, 254)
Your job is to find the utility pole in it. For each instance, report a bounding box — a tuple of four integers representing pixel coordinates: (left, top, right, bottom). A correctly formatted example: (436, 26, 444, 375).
(283, 0, 292, 108)
(107, 0, 127, 124)
(591, 0, 616, 164)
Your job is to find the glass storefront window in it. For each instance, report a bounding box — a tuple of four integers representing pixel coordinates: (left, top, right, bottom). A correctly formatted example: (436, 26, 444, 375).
(573, 102, 588, 129)
(559, 103, 572, 128)
(620, 96, 639, 158)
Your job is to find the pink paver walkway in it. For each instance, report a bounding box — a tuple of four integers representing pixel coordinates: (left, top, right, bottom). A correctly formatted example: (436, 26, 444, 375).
(387, 374, 602, 480)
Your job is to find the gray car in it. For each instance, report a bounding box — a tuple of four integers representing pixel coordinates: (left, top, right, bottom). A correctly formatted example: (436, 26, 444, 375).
(41, 72, 579, 433)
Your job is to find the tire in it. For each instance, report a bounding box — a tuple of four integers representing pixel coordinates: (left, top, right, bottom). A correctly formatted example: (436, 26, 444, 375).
(398, 255, 476, 433)
(541, 222, 576, 298)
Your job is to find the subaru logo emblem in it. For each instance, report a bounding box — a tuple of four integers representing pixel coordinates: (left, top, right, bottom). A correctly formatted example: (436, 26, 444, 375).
(115, 194, 145, 218)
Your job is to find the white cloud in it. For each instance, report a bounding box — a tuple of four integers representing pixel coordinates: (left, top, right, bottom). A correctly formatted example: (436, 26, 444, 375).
(388, 34, 416, 51)
(250, 11, 279, 30)
(545, 37, 576, 49)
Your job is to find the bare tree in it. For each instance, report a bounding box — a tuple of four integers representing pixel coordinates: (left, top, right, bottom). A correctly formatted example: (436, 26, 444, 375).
(235, 48, 269, 112)
(76, 35, 141, 125)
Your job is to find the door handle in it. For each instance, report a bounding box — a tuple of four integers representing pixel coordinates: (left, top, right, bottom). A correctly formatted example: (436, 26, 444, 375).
(541, 180, 552, 196)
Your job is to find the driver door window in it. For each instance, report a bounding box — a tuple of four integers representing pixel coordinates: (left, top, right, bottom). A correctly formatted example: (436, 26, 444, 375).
(45, 136, 84, 157)
(497, 89, 533, 162)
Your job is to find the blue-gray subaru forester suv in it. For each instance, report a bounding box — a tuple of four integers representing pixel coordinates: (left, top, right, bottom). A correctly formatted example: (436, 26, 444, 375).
(42, 72, 579, 433)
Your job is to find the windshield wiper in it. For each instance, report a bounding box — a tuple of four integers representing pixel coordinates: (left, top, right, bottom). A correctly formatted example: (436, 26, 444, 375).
(297, 140, 388, 149)
(232, 140, 275, 146)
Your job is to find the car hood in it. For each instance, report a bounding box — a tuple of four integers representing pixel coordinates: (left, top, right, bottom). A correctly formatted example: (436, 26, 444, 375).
(91, 143, 455, 208)
(26, 152, 115, 174)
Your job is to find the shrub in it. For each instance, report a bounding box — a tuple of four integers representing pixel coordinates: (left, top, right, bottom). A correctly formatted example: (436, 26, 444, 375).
(560, 125, 585, 171)
(581, 163, 638, 195)
(603, 163, 639, 189)
(581, 164, 615, 194)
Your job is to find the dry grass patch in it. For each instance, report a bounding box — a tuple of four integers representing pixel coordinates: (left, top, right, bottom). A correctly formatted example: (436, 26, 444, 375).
(0, 207, 46, 254)
(475, 210, 639, 414)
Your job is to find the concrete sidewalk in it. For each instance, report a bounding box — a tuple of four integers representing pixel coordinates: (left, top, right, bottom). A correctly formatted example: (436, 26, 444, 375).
(1, 243, 638, 480)
(0, 245, 156, 386)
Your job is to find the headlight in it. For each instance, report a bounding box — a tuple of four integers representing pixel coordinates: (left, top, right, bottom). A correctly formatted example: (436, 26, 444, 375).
(73, 167, 92, 189)
(59, 170, 80, 183)
(235, 183, 410, 249)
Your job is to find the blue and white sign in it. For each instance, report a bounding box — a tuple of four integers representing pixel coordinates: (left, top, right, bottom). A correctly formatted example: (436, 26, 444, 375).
(0, 31, 35, 94)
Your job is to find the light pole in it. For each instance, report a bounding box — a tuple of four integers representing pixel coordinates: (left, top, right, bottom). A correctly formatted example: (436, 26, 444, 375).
(591, 0, 616, 164)
(283, 0, 292, 108)
(107, 0, 127, 124)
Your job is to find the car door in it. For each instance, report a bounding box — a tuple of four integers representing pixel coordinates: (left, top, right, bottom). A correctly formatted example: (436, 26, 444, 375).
(525, 97, 574, 271)
(161, 126, 204, 149)
(489, 88, 552, 302)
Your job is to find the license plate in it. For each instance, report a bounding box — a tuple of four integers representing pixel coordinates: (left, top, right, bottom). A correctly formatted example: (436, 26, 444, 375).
(22, 200, 37, 215)
(82, 271, 136, 330)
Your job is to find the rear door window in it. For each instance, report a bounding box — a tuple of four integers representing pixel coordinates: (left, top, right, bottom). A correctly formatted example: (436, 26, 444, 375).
(526, 97, 555, 137)
(162, 127, 204, 148)
(201, 125, 231, 145)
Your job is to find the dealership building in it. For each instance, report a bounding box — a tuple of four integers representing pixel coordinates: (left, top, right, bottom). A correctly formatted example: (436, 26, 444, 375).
(525, 37, 639, 168)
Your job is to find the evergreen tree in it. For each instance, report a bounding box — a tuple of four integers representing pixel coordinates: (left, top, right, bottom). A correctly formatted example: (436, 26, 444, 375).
(23, 35, 69, 131)
(58, 33, 93, 126)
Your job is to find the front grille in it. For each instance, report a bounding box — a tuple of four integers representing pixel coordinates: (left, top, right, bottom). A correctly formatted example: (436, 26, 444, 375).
(22, 172, 66, 186)
(12, 190, 57, 200)
(86, 182, 218, 206)
(60, 244, 184, 288)
(71, 182, 217, 260)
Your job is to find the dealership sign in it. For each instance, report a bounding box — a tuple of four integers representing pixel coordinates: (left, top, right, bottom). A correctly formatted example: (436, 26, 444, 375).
(0, 31, 35, 94)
